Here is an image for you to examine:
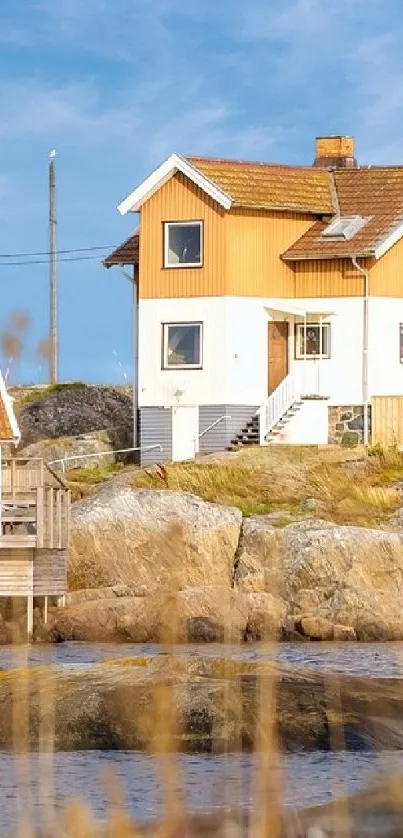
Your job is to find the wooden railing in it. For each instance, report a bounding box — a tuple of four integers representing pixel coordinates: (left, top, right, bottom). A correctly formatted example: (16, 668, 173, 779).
(0, 487, 70, 549)
(37, 487, 70, 549)
(1, 458, 46, 495)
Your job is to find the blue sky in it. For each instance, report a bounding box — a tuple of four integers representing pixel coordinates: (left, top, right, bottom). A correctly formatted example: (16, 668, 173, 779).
(1, 0, 402, 384)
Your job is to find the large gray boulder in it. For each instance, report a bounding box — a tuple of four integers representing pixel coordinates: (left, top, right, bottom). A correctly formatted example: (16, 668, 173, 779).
(69, 483, 242, 591)
(17, 384, 133, 450)
(236, 517, 403, 640)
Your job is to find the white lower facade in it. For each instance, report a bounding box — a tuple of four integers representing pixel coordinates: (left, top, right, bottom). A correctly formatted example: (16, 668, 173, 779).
(137, 295, 403, 462)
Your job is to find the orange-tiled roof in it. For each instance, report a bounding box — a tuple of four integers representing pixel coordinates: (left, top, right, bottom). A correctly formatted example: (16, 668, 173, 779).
(104, 232, 139, 268)
(186, 156, 334, 214)
(283, 168, 403, 260)
(107, 157, 403, 266)
(0, 391, 14, 441)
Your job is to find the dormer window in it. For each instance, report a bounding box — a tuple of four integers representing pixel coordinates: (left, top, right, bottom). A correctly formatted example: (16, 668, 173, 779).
(322, 216, 369, 241)
(164, 221, 203, 267)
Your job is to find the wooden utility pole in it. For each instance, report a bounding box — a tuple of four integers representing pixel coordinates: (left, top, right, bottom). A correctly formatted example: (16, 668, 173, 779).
(49, 149, 58, 383)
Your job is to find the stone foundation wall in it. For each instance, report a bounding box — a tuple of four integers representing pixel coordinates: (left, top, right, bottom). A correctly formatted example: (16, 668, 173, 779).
(328, 405, 372, 446)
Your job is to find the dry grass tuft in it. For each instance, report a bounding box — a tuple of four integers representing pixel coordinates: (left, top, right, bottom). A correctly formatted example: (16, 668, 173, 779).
(127, 444, 403, 526)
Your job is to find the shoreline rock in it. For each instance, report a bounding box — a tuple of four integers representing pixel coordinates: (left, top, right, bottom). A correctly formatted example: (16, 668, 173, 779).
(42, 588, 251, 644)
(69, 486, 242, 591)
(2, 655, 403, 754)
(49, 481, 403, 644)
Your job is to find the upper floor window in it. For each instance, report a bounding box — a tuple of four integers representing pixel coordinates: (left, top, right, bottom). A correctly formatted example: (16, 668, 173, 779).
(295, 323, 331, 359)
(164, 222, 203, 268)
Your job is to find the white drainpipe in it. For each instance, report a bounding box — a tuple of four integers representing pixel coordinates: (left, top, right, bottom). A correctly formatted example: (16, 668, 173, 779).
(303, 312, 307, 394)
(318, 314, 323, 396)
(352, 257, 370, 446)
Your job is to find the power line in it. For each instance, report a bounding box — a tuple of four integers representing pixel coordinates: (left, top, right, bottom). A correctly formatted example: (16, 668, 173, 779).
(0, 244, 115, 258)
(0, 254, 108, 267)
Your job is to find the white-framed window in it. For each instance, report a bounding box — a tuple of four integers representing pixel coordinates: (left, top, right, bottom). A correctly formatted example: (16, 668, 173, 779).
(164, 221, 203, 268)
(295, 323, 331, 359)
(162, 322, 203, 369)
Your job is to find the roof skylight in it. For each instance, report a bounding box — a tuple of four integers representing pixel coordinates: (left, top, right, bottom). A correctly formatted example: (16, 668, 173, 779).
(322, 215, 369, 241)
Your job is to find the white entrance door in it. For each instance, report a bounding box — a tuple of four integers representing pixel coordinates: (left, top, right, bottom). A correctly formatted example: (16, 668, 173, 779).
(172, 406, 199, 462)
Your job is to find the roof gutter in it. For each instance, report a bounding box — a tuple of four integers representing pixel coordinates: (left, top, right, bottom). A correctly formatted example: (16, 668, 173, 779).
(282, 250, 372, 262)
(352, 257, 370, 446)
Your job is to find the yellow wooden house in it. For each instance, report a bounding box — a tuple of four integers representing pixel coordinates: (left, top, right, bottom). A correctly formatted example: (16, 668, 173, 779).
(106, 135, 403, 461)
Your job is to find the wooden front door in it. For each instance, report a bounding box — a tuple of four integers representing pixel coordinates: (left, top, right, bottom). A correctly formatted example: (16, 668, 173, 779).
(268, 321, 289, 395)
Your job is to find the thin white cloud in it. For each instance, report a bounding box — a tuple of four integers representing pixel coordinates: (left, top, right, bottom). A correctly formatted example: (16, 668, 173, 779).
(1, 1, 403, 182)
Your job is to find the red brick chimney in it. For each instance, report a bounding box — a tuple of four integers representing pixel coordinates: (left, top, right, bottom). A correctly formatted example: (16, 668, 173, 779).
(313, 135, 357, 169)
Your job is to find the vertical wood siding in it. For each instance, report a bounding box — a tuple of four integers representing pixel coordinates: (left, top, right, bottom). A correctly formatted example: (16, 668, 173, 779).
(372, 396, 403, 446)
(138, 170, 386, 299)
(369, 240, 403, 296)
(294, 260, 363, 297)
(225, 209, 312, 297)
(140, 172, 226, 298)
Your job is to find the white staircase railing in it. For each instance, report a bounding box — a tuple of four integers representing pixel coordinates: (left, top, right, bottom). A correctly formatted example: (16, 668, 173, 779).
(257, 373, 301, 445)
(257, 364, 322, 445)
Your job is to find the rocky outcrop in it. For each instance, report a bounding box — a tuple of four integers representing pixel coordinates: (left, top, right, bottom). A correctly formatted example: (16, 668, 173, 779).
(244, 592, 288, 640)
(282, 521, 403, 639)
(235, 516, 403, 640)
(295, 615, 334, 641)
(17, 384, 133, 450)
(387, 503, 403, 531)
(234, 516, 280, 593)
(66, 584, 147, 605)
(234, 516, 337, 596)
(19, 430, 116, 472)
(55, 479, 403, 643)
(69, 485, 242, 591)
(43, 587, 251, 644)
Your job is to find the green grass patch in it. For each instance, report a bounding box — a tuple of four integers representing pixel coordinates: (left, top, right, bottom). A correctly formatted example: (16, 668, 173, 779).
(13, 381, 88, 407)
(66, 461, 125, 486)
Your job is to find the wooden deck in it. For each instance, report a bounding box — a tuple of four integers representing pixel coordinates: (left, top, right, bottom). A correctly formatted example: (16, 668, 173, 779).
(0, 458, 70, 635)
(1, 458, 70, 550)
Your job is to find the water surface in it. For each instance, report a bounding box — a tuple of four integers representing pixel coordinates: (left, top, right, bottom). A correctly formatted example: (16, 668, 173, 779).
(2, 749, 403, 834)
(0, 641, 402, 832)
(2, 640, 403, 678)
